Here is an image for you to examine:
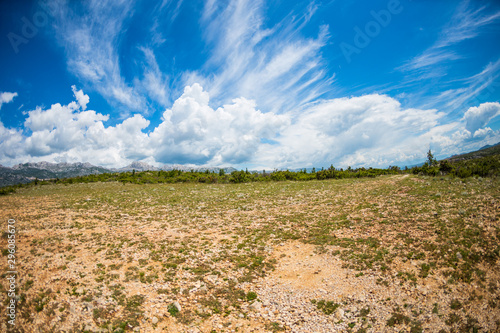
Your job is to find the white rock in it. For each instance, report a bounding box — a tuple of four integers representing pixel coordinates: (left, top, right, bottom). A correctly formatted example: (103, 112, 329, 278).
(335, 309, 344, 320)
(173, 301, 182, 312)
(250, 302, 263, 312)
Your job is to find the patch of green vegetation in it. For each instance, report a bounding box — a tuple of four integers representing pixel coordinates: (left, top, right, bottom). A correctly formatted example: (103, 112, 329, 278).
(445, 312, 461, 326)
(450, 299, 462, 310)
(311, 299, 340, 315)
(246, 291, 258, 301)
(359, 307, 370, 317)
(386, 312, 422, 333)
(168, 303, 180, 317)
(33, 292, 49, 312)
(266, 321, 286, 332)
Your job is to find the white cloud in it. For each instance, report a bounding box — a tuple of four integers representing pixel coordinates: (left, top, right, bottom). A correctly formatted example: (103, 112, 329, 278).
(463, 102, 500, 134)
(473, 127, 494, 138)
(400, 0, 500, 72)
(254, 94, 452, 168)
(437, 1, 500, 48)
(49, 0, 145, 111)
(1, 84, 290, 167)
(1, 84, 498, 169)
(393, 58, 500, 115)
(195, 0, 333, 113)
(72, 85, 89, 110)
(0, 92, 18, 110)
(150, 83, 289, 165)
(137, 47, 171, 107)
(0, 121, 24, 162)
(47, 0, 335, 117)
(23, 100, 110, 157)
(435, 59, 500, 111)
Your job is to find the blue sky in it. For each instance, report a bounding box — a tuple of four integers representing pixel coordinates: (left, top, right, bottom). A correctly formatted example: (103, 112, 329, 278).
(1, 0, 500, 169)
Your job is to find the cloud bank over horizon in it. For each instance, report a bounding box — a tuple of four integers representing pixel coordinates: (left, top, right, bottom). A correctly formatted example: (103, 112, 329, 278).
(0, 85, 498, 169)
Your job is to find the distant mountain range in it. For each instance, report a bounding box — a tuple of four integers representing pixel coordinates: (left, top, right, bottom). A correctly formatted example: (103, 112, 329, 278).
(1, 142, 499, 187)
(0, 161, 237, 187)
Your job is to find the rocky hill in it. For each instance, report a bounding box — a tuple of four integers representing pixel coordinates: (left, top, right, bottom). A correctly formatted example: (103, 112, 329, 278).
(0, 162, 112, 187)
(446, 142, 500, 162)
(0, 161, 239, 187)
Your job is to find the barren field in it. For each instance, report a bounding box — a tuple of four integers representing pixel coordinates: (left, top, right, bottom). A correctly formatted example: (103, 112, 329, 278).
(1, 175, 500, 332)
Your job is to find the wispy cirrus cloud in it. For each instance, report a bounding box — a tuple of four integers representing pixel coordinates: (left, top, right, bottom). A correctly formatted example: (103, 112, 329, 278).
(49, 0, 145, 112)
(136, 47, 171, 107)
(399, 0, 500, 72)
(192, 0, 334, 113)
(48, 0, 331, 115)
(387, 0, 500, 116)
(428, 58, 500, 111)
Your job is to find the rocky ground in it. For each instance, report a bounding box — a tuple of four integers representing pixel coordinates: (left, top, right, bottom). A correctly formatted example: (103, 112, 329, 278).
(1, 175, 499, 332)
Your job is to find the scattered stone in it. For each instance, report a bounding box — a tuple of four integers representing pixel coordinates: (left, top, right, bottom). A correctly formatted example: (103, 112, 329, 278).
(173, 301, 182, 312)
(335, 309, 344, 320)
(250, 301, 263, 312)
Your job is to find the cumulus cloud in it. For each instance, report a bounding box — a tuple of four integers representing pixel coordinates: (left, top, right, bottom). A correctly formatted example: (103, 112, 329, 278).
(150, 84, 289, 165)
(254, 94, 451, 168)
(473, 127, 494, 138)
(0, 84, 290, 167)
(72, 85, 89, 110)
(1, 84, 498, 169)
(463, 102, 500, 134)
(0, 92, 18, 110)
(23, 101, 110, 156)
(0, 121, 24, 161)
(0, 86, 148, 167)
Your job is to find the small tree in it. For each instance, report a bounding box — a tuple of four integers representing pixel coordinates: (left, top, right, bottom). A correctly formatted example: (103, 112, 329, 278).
(427, 149, 437, 166)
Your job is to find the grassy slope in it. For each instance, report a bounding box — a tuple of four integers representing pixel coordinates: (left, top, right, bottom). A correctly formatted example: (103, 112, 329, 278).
(447, 143, 500, 162)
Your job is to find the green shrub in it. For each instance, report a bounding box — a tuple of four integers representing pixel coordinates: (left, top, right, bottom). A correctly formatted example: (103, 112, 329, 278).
(246, 291, 258, 301)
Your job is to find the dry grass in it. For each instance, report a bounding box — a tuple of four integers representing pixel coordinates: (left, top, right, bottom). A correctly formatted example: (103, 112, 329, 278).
(0, 175, 499, 332)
